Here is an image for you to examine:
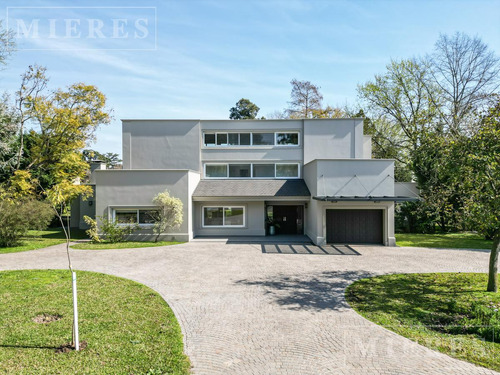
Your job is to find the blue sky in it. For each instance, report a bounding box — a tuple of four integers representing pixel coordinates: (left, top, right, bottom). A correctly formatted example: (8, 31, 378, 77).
(1, 0, 499, 157)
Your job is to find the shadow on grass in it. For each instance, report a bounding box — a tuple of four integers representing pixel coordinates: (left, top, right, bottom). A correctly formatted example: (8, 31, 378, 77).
(0, 343, 59, 350)
(236, 270, 375, 312)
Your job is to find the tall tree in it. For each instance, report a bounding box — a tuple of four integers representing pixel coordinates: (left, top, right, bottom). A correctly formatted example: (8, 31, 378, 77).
(287, 79, 323, 118)
(229, 98, 260, 119)
(0, 20, 15, 68)
(83, 149, 122, 169)
(426, 32, 500, 135)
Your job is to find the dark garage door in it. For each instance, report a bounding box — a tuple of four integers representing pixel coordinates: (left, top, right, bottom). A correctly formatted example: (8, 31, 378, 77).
(326, 209, 383, 244)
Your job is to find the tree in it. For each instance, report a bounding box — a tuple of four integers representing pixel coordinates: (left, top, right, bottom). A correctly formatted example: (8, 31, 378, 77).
(0, 20, 15, 68)
(287, 79, 323, 118)
(426, 33, 500, 135)
(229, 98, 260, 119)
(455, 98, 500, 291)
(151, 190, 183, 243)
(83, 149, 122, 169)
(0, 96, 19, 176)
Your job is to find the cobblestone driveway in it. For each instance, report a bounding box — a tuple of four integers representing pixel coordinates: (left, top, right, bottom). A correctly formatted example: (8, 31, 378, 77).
(0, 242, 498, 374)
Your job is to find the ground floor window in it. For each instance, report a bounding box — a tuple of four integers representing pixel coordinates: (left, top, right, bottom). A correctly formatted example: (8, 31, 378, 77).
(114, 209, 158, 225)
(203, 206, 245, 227)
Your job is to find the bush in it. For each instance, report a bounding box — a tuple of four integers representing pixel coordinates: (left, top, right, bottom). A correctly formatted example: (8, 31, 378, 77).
(84, 215, 139, 243)
(0, 199, 54, 247)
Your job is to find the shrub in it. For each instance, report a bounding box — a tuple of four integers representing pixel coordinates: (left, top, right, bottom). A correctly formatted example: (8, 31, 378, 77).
(84, 215, 139, 243)
(0, 198, 54, 247)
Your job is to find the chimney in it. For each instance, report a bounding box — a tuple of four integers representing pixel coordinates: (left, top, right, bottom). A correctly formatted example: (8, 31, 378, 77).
(90, 160, 106, 173)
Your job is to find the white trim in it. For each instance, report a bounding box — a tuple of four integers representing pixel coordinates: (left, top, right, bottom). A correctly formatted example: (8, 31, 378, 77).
(202, 206, 246, 228)
(202, 130, 301, 147)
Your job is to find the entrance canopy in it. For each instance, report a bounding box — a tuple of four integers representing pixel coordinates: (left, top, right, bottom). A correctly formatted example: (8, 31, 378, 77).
(313, 196, 420, 202)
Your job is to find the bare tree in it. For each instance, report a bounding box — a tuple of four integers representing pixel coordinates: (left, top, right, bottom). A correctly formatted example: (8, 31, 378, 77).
(0, 21, 15, 68)
(287, 79, 323, 118)
(426, 32, 500, 135)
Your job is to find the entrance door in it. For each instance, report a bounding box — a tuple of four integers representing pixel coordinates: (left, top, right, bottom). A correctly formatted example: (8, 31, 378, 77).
(326, 209, 383, 244)
(272, 205, 304, 235)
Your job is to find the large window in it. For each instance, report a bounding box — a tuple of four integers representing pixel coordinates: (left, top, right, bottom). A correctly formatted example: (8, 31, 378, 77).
(203, 206, 244, 227)
(276, 132, 299, 146)
(276, 164, 299, 178)
(204, 163, 300, 179)
(203, 131, 300, 147)
(114, 209, 159, 225)
(205, 164, 228, 178)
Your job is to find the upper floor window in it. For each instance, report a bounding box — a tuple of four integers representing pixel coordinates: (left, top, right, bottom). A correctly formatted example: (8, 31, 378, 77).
(203, 131, 299, 147)
(204, 163, 300, 179)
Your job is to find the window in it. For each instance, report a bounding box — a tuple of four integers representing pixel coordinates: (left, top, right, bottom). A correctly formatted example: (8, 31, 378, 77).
(115, 209, 158, 225)
(203, 131, 299, 147)
(252, 164, 275, 178)
(276, 164, 299, 178)
(228, 133, 239, 145)
(276, 132, 299, 146)
(205, 164, 228, 178)
(216, 133, 228, 146)
(203, 206, 245, 227)
(240, 133, 251, 145)
(252, 132, 274, 145)
(204, 133, 215, 147)
(229, 164, 251, 178)
(115, 210, 137, 224)
(205, 163, 300, 179)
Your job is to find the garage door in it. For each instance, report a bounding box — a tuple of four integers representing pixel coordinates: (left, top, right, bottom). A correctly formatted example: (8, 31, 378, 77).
(326, 209, 383, 244)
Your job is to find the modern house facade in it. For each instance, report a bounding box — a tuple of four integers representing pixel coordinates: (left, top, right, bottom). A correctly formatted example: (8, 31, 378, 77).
(72, 118, 418, 245)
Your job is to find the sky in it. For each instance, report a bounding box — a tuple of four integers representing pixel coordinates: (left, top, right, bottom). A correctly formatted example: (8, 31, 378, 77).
(1, 0, 499, 157)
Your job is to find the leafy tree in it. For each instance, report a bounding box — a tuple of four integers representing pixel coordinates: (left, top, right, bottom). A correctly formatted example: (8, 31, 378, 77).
(83, 149, 122, 169)
(455, 98, 500, 291)
(0, 96, 19, 176)
(426, 32, 500, 135)
(151, 190, 183, 243)
(287, 79, 323, 118)
(0, 20, 15, 67)
(229, 98, 260, 119)
(84, 215, 139, 243)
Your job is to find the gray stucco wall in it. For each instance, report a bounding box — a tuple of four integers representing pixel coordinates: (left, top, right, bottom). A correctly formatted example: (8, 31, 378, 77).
(193, 201, 265, 236)
(94, 169, 199, 241)
(304, 159, 395, 197)
(70, 186, 96, 229)
(122, 120, 201, 171)
(303, 119, 364, 164)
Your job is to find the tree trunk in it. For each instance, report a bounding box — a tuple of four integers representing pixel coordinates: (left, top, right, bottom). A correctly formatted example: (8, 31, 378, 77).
(487, 233, 500, 292)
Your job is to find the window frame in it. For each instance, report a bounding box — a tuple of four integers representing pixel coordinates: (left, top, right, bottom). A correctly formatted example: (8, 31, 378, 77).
(275, 163, 300, 179)
(204, 163, 229, 179)
(113, 207, 158, 227)
(202, 206, 246, 228)
(275, 132, 300, 147)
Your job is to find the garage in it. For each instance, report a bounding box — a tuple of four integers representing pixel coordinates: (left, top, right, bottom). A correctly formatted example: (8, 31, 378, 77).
(326, 209, 383, 244)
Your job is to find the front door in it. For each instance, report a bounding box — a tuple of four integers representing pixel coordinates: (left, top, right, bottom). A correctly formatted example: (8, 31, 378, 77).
(272, 205, 303, 235)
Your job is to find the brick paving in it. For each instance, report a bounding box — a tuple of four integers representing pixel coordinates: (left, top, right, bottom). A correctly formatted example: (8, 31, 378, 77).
(0, 242, 498, 374)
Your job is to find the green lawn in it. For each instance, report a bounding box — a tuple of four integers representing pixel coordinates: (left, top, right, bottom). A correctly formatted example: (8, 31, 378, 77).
(346, 273, 500, 371)
(0, 270, 190, 374)
(396, 232, 492, 249)
(71, 241, 184, 250)
(0, 229, 88, 254)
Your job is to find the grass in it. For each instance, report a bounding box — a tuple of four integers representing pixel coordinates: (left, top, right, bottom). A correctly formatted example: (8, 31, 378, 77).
(0, 269, 190, 374)
(346, 273, 500, 371)
(71, 241, 184, 250)
(395, 232, 493, 249)
(0, 229, 88, 254)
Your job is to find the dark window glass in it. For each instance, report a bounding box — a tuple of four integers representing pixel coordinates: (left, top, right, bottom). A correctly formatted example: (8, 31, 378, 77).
(205, 164, 228, 178)
(139, 210, 158, 224)
(253, 164, 275, 177)
(276, 164, 299, 178)
(204, 207, 224, 226)
(229, 164, 251, 178)
(252, 133, 274, 145)
(239, 133, 251, 145)
(228, 133, 239, 145)
(224, 207, 244, 226)
(204, 133, 215, 146)
(276, 133, 299, 145)
(115, 211, 137, 224)
(216, 133, 228, 145)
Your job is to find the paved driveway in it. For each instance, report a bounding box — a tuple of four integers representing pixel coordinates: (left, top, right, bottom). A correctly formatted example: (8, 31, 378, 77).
(0, 242, 498, 374)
